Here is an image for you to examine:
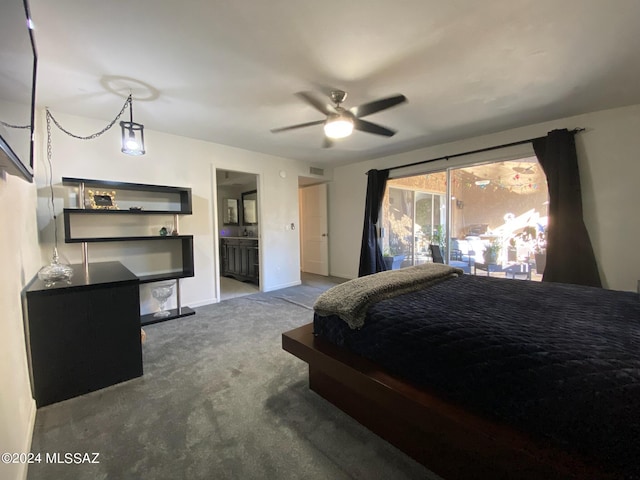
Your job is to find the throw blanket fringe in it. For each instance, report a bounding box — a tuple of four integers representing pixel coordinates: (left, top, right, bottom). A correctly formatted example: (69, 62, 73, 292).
(314, 263, 462, 329)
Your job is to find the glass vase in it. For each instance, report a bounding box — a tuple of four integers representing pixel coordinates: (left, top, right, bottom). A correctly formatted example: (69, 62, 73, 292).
(37, 248, 73, 287)
(151, 282, 174, 318)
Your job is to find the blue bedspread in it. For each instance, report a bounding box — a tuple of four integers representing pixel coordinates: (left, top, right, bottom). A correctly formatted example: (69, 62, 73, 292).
(313, 275, 640, 478)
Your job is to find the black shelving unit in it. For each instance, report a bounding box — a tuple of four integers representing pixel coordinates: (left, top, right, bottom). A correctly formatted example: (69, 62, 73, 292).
(62, 177, 196, 325)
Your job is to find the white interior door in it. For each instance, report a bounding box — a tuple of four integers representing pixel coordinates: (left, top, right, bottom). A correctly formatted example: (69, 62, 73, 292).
(300, 183, 329, 275)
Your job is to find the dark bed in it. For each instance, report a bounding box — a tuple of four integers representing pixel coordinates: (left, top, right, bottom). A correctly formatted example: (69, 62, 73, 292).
(283, 267, 640, 480)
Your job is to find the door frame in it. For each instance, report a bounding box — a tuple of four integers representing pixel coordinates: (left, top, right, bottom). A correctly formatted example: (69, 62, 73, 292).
(212, 167, 261, 302)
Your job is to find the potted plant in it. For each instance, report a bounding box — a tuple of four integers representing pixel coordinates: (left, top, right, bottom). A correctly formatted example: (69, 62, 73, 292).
(483, 239, 501, 264)
(382, 212, 412, 269)
(431, 225, 446, 254)
(383, 247, 405, 270)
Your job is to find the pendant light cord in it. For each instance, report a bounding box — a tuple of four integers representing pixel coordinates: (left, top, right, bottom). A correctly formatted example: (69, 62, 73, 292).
(46, 95, 131, 140)
(0, 119, 31, 129)
(44, 94, 133, 249)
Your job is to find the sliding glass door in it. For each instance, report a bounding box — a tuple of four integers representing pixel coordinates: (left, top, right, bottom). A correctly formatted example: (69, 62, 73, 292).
(382, 172, 447, 268)
(382, 156, 548, 280)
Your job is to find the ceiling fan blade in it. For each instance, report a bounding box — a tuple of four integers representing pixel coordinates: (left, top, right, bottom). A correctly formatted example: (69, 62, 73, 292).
(322, 137, 334, 148)
(350, 94, 407, 118)
(296, 92, 336, 116)
(270, 119, 325, 133)
(353, 118, 396, 137)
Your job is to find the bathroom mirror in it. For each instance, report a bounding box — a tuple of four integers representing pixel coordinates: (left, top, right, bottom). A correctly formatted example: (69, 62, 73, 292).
(223, 198, 239, 225)
(242, 190, 257, 225)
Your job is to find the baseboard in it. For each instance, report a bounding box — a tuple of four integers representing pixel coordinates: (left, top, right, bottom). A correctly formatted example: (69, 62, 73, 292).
(188, 297, 218, 308)
(262, 280, 301, 292)
(20, 399, 36, 480)
(328, 271, 354, 281)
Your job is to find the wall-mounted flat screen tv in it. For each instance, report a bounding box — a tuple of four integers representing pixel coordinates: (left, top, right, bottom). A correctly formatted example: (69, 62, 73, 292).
(0, 0, 37, 182)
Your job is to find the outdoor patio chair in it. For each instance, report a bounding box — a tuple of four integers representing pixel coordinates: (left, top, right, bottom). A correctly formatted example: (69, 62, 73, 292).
(429, 245, 473, 274)
(503, 262, 532, 280)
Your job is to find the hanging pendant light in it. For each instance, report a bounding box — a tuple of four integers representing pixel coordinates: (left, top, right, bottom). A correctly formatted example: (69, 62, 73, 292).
(119, 94, 145, 155)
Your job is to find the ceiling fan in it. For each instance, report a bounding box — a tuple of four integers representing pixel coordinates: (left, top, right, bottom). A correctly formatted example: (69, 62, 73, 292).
(270, 90, 407, 147)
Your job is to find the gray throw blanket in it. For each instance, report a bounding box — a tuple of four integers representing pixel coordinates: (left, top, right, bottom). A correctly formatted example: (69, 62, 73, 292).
(314, 263, 463, 329)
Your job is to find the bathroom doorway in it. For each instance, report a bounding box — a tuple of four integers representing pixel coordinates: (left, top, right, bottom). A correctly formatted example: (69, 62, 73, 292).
(215, 169, 260, 301)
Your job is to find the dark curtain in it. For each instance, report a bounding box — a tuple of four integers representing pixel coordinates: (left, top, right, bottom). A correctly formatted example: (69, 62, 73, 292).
(532, 129, 601, 287)
(358, 169, 389, 276)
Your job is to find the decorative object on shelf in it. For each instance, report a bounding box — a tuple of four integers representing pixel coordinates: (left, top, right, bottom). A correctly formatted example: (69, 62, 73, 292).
(88, 190, 117, 209)
(151, 282, 174, 318)
(159, 226, 168, 236)
(172, 215, 179, 236)
(119, 94, 145, 155)
(37, 247, 73, 287)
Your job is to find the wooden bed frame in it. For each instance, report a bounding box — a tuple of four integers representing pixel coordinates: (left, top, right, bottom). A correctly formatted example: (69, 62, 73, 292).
(282, 323, 617, 480)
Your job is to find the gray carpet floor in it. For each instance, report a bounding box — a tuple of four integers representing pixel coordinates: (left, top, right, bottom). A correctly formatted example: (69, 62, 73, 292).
(27, 275, 439, 480)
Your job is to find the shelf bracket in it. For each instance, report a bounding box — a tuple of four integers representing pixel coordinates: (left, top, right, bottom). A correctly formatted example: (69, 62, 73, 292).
(81, 242, 89, 275)
(176, 278, 182, 315)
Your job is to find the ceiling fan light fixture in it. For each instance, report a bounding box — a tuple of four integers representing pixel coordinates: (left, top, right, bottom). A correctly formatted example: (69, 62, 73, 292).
(324, 114, 353, 139)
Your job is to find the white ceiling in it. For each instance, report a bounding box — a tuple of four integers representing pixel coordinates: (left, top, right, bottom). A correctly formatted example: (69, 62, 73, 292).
(28, 0, 640, 167)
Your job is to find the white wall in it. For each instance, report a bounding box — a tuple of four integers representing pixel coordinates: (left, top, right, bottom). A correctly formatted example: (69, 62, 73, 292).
(34, 110, 331, 310)
(329, 104, 640, 292)
(0, 108, 328, 479)
(0, 173, 40, 480)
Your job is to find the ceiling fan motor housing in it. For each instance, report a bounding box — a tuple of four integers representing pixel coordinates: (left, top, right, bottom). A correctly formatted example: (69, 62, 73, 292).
(330, 90, 347, 106)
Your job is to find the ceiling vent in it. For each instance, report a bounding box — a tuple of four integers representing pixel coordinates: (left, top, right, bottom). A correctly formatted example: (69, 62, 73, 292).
(309, 167, 324, 176)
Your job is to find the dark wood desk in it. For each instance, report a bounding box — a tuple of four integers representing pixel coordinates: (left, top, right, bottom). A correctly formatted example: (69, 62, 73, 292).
(23, 262, 143, 407)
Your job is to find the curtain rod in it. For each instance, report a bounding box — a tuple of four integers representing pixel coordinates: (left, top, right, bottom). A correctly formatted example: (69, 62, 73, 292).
(371, 128, 585, 174)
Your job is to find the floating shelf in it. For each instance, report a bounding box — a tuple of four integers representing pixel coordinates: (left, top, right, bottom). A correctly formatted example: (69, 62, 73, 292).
(140, 307, 196, 326)
(63, 208, 182, 215)
(137, 272, 191, 284)
(64, 233, 193, 244)
(62, 177, 192, 214)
